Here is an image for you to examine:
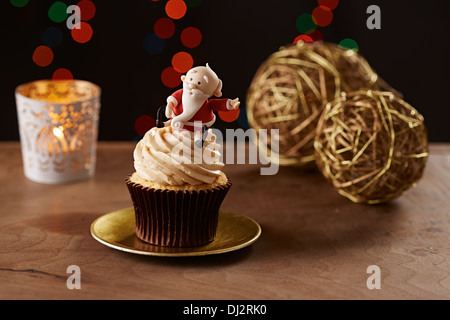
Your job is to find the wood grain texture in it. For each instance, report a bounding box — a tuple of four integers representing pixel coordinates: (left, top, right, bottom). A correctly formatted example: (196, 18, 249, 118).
(1, 141, 450, 300)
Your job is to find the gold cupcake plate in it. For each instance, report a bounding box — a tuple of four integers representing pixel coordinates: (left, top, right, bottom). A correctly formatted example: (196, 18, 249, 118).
(90, 208, 261, 257)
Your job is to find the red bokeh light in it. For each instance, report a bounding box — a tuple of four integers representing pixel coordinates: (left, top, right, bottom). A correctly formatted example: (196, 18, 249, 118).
(71, 22, 93, 43)
(154, 17, 175, 39)
(219, 108, 240, 123)
(165, 0, 187, 20)
(135, 115, 156, 136)
(318, 0, 339, 10)
(161, 66, 182, 88)
(76, 0, 96, 21)
(293, 34, 313, 44)
(172, 51, 194, 73)
(312, 6, 334, 27)
(32, 45, 53, 67)
(180, 27, 202, 48)
(52, 68, 74, 81)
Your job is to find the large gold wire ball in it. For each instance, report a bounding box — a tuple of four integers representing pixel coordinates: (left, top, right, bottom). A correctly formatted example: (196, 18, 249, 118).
(314, 90, 429, 204)
(246, 41, 393, 166)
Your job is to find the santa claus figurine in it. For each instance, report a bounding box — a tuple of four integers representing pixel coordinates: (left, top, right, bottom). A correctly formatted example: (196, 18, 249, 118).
(164, 64, 240, 132)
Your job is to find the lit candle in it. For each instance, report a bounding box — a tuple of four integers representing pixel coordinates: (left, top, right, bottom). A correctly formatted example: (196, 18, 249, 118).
(15, 80, 101, 184)
(52, 126, 69, 155)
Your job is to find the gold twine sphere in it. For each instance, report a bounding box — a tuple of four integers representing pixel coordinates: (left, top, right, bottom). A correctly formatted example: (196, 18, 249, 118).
(246, 41, 393, 166)
(314, 90, 429, 204)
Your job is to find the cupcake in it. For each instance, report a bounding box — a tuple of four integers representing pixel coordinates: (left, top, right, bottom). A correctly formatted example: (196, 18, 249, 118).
(126, 64, 240, 247)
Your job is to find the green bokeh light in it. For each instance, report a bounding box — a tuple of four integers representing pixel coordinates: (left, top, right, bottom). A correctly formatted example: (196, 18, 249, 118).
(338, 38, 359, 52)
(48, 1, 68, 23)
(296, 14, 316, 34)
(184, 0, 202, 8)
(10, 0, 29, 8)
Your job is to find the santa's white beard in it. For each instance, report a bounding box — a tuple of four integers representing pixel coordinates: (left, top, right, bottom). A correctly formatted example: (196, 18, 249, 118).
(171, 83, 209, 130)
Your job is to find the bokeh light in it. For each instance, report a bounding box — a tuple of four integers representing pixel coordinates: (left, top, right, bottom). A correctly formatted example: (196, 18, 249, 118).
(52, 68, 74, 81)
(32, 45, 54, 67)
(135, 115, 156, 136)
(165, 0, 187, 20)
(296, 14, 316, 34)
(48, 1, 68, 23)
(143, 33, 165, 54)
(293, 34, 313, 44)
(71, 22, 93, 43)
(185, 0, 202, 8)
(312, 6, 333, 27)
(42, 26, 63, 48)
(318, 0, 339, 10)
(218, 108, 240, 123)
(161, 66, 182, 88)
(306, 29, 324, 41)
(76, 0, 96, 21)
(338, 38, 359, 51)
(172, 51, 194, 73)
(10, 0, 29, 8)
(180, 27, 202, 48)
(154, 17, 175, 39)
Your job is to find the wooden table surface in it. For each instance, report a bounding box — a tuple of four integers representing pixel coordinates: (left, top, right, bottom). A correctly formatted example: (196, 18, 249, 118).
(1, 141, 450, 300)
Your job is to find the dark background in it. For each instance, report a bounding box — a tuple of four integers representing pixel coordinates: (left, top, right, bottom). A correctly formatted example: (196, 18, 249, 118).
(1, 0, 449, 142)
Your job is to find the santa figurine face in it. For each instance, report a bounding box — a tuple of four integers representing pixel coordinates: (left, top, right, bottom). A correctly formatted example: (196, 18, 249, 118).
(181, 64, 223, 98)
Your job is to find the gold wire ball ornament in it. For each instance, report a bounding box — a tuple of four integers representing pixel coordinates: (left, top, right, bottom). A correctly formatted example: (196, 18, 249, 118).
(314, 90, 429, 204)
(246, 40, 396, 166)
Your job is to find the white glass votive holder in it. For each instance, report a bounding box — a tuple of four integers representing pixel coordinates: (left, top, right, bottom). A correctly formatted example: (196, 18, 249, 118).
(15, 80, 101, 184)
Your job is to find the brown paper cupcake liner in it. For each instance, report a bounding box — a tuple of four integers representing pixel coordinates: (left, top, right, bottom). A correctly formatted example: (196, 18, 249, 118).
(126, 177, 232, 247)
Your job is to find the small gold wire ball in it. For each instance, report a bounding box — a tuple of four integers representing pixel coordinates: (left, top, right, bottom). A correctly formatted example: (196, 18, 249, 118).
(314, 90, 429, 204)
(246, 41, 393, 166)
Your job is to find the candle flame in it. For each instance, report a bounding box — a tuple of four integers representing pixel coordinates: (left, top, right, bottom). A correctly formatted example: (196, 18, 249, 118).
(53, 126, 64, 138)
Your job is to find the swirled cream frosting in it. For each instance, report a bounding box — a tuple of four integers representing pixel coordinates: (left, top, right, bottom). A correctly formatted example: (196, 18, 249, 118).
(133, 127, 224, 186)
